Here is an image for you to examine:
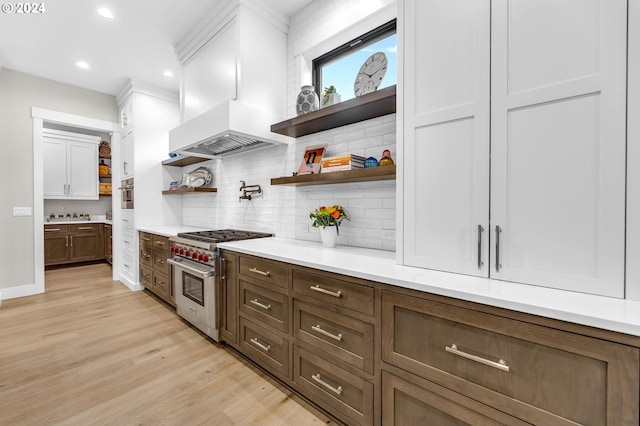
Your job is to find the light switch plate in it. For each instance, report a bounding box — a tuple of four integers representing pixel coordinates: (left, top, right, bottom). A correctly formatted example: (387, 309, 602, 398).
(13, 207, 32, 217)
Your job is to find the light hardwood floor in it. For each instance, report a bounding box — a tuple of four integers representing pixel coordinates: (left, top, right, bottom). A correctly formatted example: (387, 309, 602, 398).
(0, 263, 333, 425)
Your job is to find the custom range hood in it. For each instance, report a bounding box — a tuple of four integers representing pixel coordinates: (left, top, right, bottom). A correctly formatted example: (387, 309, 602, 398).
(169, 1, 292, 159)
(169, 100, 290, 159)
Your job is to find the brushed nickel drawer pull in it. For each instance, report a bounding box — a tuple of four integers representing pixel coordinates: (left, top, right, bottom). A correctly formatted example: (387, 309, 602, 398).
(143, 254, 151, 259)
(250, 337, 271, 352)
(311, 325, 343, 342)
(156, 258, 165, 264)
(70, 236, 73, 247)
(250, 299, 271, 311)
(249, 267, 270, 277)
(140, 237, 151, 241)
(45, 228, 60, 232)
(311, 373, 343, 396)
(310, 285, 342, 298)
(154, 241, 166, 246)
(77, 227, 92, 231)
(445, 344, 509, 372)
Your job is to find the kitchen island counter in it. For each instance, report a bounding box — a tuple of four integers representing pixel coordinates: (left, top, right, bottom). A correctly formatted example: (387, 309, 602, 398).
(217, 237, 640, 338)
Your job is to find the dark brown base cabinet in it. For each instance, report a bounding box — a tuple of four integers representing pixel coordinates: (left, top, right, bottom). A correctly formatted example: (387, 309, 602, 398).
(104, 224, 112, 265)
(139, 232, 173, 306)
(220, 250, 640, 426)
(44, 224, 103, 266)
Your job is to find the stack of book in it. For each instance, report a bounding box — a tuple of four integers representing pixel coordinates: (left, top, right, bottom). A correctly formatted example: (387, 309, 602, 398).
(321, 154, 366, 173)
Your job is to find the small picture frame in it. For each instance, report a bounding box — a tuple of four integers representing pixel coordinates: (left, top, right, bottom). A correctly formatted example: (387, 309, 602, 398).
(298, 144, 327, 175)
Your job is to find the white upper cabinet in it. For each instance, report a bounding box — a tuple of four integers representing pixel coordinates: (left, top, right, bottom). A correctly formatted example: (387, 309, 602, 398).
(401, 0, 490, 277)
(490, 0, 627, 297)
(42, 129, 99, 200)
(400, 0, 628, 297)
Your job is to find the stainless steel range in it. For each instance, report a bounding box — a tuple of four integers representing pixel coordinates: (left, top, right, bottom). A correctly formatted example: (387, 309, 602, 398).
(167, 229, 272, 341)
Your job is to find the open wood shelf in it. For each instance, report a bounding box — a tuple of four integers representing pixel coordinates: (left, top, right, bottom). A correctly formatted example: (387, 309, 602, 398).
(162, 156, 209, 167)
(162, 187, 217, 194)
(271, 165, 396, 187)
(271, 85, 396, 138)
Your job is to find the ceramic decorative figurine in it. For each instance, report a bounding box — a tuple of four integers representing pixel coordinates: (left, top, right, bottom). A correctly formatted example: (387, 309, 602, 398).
(296, 85, 320, 115)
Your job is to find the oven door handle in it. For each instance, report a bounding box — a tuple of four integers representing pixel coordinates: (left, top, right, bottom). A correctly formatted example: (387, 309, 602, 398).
(167, 258, 214, 278)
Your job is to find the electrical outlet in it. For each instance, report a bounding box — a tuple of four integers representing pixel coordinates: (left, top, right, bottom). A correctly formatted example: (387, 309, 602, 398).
(297, 223, 309, 233)
(13, 207, 32, 217)
(382, 230, 396, 240)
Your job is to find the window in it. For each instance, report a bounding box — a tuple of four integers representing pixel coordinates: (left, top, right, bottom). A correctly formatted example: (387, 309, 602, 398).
(312, 19, 396, 105)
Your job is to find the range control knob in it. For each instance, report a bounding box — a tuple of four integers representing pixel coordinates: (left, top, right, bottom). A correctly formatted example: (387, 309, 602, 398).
(198, 253, 204, 261)
(179, 248, 185, 255)
(185, 250, 191, 257)
(192, 252, 198, 260)
(203, 255, 209, 263)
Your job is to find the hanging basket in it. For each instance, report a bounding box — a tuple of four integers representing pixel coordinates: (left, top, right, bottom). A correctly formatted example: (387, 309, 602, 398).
(99, 141, 111, 156)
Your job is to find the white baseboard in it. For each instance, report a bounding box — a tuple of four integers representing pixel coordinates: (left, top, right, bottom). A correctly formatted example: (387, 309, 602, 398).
(0, 284, 42, 300)
(119, 275, 145, 292)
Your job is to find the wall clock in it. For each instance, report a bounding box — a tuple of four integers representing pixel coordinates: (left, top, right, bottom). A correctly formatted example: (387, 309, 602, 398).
(354, 52, 387, 97)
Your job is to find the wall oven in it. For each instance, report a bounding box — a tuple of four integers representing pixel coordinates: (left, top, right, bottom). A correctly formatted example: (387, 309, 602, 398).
(168, 229, 272, 342)
(119, 178, 134, 209)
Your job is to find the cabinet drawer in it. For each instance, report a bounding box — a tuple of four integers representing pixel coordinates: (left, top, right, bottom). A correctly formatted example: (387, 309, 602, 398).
(382, 370, 528, 426)
(382, 291, 640, 426)
(121, 254, 135, 280)
(293, 344, 373, 426)
(70, 223, 100, 233)
(121, 211, 134, 230)
(152, 250, 169, 275)
(140, 264, 152, 287)
(152, 271, 170, 300)
(293, 300, 374, 374)
(44, 225, 69, 235)
(239, 317, 289, 378)
(293, 270, 374, 316)
(121, 229, 135, 253)
(239, 280, 289, 333)
(239, 256, 288, 288)
(139, 231, 153, 248)
(152, 234, 169, 250)
(140, 246, 152, 267)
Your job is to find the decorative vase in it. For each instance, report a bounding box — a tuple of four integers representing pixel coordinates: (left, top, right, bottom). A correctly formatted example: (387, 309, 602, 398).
(296, 85, 320, 116)
(99, 141, 111, 156)
(319, 226, 338, 248)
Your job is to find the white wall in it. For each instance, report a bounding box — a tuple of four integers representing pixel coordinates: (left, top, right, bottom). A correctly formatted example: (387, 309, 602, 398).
(182, 0, 397, 251)
(0, 68, 118, 291)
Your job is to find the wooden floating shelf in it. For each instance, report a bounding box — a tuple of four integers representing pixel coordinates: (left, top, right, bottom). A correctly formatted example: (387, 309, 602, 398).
(271, 165, 396, 187)
(162, 156, 209, 167)
(162, 187, 217, 194)
(271, 85, 396, 138)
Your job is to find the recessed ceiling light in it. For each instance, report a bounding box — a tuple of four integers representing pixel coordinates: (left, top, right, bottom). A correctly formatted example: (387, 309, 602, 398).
(163, 70, 174, 78)
(97, 8, 114, 19)
(76, 61, 90, 69)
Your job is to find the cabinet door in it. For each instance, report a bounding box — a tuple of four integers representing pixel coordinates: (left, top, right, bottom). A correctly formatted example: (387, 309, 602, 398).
(42, 139, 68, 198)
(402, 0, 491, 276)
(69, 232, 101, 262)
(121, 129, 134, 178)
(490, 0, 627, 297)
(67, 141, 98, 199)
(44, 234, 69, 265)
(220, 251, 239, 345)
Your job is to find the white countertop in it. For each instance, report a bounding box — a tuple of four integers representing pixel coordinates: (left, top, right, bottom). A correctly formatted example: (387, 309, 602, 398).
(217, 237, 640, 337)
(136, 225, 211, 237)
(46, 215, 109, 225)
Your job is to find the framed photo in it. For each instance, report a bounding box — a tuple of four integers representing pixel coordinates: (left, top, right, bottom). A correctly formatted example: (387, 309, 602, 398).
(297, 144, 327, 175)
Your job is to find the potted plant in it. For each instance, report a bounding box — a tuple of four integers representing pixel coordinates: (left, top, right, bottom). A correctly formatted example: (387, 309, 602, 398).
(309, 205, 349, 247)
(322, 85, 341, 107)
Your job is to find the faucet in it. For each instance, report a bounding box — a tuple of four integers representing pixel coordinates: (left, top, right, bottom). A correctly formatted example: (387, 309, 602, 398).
(239, 181, 262, 201)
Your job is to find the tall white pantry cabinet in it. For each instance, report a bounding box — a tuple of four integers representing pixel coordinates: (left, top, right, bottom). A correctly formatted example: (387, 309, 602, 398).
(399, 0, 631, 298)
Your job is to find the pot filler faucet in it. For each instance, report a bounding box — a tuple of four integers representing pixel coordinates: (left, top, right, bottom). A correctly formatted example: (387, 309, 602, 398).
(239, 181, 262, 201)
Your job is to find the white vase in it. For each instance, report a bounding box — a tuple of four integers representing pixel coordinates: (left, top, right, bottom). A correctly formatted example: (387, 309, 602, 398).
(319, 226, 338, 248)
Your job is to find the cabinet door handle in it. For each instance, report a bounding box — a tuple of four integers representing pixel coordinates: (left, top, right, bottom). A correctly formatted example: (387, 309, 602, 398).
(250, 299, 271, 311)
(311, 373, 342, 396)
(310, 285, 342, 298)
(65, 235, 69, 248)
(77, 227, 92, 231)
(477, 225, 484, 270)
(249, 267, 270, 277)
(250, 337, 271, 352)
(45, 228, 60, 232)
(495, 226, 502, 272)
(69, 236, 73, 247)
(445, 344, 509, 372)
(311, 324, 343, 342)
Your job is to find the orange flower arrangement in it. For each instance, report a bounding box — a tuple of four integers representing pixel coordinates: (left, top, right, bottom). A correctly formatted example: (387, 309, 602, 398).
(309, 205, 349, 235)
